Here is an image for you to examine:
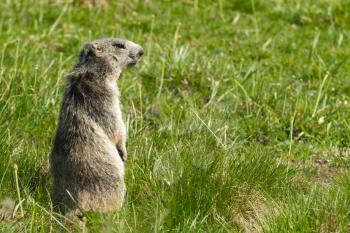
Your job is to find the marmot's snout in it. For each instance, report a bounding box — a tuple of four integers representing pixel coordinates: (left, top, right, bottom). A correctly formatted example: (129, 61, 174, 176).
(137, 48, 144, 57)
(127, 43, 144, 67)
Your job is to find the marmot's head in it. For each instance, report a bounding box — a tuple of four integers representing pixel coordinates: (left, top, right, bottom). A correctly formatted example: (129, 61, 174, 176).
(78, 38, 144, 75)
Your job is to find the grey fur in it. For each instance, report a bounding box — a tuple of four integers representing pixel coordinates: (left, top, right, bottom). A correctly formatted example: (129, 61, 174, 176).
(50, 38, 143, 215)
(0, 198, 15, 220)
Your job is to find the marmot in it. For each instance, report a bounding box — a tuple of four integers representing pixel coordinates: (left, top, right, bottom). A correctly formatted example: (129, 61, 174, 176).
(50, 38, 143, 215)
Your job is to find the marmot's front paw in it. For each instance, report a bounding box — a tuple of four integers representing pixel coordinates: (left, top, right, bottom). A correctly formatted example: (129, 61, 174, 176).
(117, 144, 127, 162)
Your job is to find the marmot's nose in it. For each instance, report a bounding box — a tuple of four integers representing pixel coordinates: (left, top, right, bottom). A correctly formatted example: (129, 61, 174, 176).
(137, 48, 144, 58)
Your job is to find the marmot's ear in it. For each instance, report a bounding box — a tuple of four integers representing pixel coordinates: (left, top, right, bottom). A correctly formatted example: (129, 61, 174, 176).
(80, 43, 98, 59)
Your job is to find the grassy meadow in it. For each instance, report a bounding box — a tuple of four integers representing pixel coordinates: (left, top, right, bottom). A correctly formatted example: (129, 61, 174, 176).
(1, 0, 350, 232)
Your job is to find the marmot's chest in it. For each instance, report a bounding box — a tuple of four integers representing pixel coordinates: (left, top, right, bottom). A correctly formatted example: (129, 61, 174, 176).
(108, 85, 122, 116)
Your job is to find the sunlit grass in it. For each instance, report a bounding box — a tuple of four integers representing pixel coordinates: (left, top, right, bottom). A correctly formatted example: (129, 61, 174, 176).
(0, 0, 350, 232)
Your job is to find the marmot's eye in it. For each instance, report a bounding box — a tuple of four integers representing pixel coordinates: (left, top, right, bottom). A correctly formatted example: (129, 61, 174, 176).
(113, 42, 126, 49)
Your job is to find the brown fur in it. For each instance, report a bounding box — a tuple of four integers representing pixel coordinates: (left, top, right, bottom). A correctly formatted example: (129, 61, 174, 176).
(50, 38, 143, 215)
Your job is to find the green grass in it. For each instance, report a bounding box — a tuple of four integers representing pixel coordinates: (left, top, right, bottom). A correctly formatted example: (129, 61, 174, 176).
(1, 0, 350, 232)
